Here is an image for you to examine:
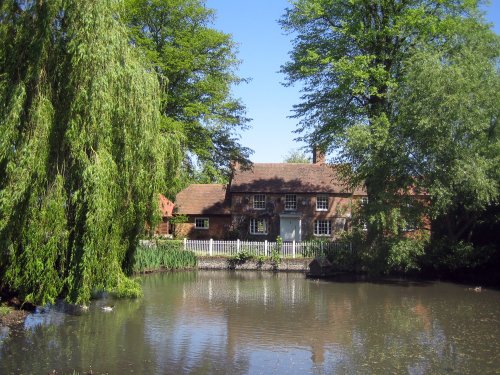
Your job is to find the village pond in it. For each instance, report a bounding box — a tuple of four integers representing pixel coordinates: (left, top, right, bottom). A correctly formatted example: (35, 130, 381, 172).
(0, 271, 499, 374)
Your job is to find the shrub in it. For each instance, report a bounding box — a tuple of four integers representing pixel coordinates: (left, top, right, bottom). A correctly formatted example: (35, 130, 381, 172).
(423, 239, 495, 273)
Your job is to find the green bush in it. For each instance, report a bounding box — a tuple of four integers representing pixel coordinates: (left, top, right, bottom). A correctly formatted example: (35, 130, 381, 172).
(387, 237, 427, 272)
(112, 274, 143, 299)
(423, 239, 495, 272)
(231, 250, 254, 262)
(0, 304, 12, 317)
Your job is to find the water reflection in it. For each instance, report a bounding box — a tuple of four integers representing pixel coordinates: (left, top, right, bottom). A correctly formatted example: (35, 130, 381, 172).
(0, 271, 499, 374)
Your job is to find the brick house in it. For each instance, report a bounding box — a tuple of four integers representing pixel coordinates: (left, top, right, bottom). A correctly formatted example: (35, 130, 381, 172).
(154, 194, 175, 236)
(175, 151, 368, 241)
(174, 184, 232, 239)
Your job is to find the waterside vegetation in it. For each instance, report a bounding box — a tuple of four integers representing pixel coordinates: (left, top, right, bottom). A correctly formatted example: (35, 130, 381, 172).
(134, 241, 197, 273)
(0, 0, 498, 310)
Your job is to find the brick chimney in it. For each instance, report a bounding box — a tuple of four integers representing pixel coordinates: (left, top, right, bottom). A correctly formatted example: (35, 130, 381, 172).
(313, 146, 325, 164)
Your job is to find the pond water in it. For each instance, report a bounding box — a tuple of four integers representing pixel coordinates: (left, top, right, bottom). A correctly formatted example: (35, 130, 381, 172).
(1, 271, 499, 374)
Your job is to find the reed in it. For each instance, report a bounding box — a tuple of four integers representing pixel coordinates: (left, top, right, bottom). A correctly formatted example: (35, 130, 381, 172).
(134, 241, 197, 273)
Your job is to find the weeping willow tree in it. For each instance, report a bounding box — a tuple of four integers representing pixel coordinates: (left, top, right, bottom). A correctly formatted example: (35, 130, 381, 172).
(0, 0, 181, 304)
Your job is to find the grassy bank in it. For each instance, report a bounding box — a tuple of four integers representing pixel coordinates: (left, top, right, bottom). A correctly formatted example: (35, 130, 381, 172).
(133, 241, 197, 273)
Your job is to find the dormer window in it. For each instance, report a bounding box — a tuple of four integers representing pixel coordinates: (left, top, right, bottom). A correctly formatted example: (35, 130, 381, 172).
(253, 194, 266, 210)
(316, 195, 328, 211)
(284, 194, 297, 211)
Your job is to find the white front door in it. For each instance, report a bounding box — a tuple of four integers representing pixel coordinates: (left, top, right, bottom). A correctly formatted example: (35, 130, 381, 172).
(280, 217, 301, 242)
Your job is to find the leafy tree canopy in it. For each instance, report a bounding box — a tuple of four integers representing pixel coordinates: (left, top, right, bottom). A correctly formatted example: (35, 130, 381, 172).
(393, 21, 500, 241)
(283, 148, 311, 163)
(123, 0, 253, 185)
(281, 0, 499, 267)
(0, 0, 181, 304)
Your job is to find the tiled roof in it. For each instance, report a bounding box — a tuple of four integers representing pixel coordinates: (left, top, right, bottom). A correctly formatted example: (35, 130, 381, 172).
(158, 194, 174, 218)
(175, 184, 230, 215)
(230, 163, 365, 194)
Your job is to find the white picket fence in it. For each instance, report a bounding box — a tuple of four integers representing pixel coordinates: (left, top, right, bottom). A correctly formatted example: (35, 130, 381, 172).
(183, 238, 351, 258)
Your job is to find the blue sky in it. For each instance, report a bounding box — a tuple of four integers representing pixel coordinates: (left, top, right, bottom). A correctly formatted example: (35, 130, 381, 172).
(206, 0, 500, 163)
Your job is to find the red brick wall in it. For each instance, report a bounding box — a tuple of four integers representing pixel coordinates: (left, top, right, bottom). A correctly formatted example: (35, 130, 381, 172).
(175, 215, 231, 240)
(155, 217, 170, 236)
(230, 193, 353, 241)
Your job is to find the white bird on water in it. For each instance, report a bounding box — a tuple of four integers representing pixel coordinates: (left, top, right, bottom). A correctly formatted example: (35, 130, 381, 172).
(102, 305, 114, 312)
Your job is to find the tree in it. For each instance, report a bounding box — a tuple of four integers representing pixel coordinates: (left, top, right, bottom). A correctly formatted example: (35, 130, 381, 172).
(283, 149, 311, 163)
(0, 0, 180, 304)
(123, 0, 252, 184)
(281, 1, 498, 263)
(394, 21, 500, 244)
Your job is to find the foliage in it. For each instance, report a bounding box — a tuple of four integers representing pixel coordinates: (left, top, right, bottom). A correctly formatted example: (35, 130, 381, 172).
(230, 250, 254, 263)
(422, 239, 496, 273)
(123, 0, 252, 185)
(0, 1, 180, 304)
(301, 238, 329, 257)
(386, 236, 428, 273)
(169, 214, 189, 225)
(283, 148, 311, 163)
(281, 0, 499, 270)
(255, 255, 266, 265)
(112, 274, 143, 299)
(271, 236, 283, 265)
(133, 242, 196, 272)
(393, 24, 500, 242)
(0, 304, 11, 317)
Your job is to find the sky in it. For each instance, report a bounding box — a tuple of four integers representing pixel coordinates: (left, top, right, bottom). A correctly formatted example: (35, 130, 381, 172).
(206, 0, 500, 163)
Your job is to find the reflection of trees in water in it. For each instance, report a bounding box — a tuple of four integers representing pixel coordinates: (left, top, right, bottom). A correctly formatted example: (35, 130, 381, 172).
(178, 273, 500, 374)
(141, 271, 251, 374)
(0, 273, 499, 374)
(0, 298, 153, 374)
(324, 283, 499, 374)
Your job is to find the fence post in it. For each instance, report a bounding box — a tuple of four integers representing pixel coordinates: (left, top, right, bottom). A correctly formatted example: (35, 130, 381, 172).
(209, 238, 213, 256)
(183, 238, 187, 251)
(265, 240, 268, 257)
(292, 240, 296, 258)
(237, 239, 240, 254)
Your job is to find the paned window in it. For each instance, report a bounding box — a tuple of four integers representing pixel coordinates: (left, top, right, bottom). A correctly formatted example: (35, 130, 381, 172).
(285, 194, 297, 210)
(314, 220, 331, 236)
(403, 203, 417, 232)
(253, 194, 266, 209)
(360, 197, 369, 206)
(195, 218, 209, 229)
(249, 218, 268, 235)
(316, 195, 328, 211)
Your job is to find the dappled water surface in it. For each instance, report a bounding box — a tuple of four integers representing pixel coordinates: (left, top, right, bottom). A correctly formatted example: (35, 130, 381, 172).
(1, 271, 500, 374)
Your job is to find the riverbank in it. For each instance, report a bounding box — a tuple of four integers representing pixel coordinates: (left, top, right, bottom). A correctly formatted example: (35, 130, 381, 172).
(197, 256, 311, 272)
(0, 295, 32, 327)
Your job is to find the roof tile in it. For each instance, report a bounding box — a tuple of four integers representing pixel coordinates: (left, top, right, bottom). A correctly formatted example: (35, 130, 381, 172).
(230, 163, 363, 194)
(175, 184, 230, 215)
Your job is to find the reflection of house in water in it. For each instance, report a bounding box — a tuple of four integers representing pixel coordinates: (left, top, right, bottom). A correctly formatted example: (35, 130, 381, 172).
(180, 271, 355, 364)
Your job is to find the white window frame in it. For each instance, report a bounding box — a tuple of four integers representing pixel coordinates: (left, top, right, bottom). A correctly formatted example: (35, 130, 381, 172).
(316, 195, 328, 211)
(195, 217, 209, 230)
(314, 220, 331, 236)
(284, 194, 297, 211)
(360, 196, 369, 206)
(249, 218, 268, 235)
(253, 194, 266, 210)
